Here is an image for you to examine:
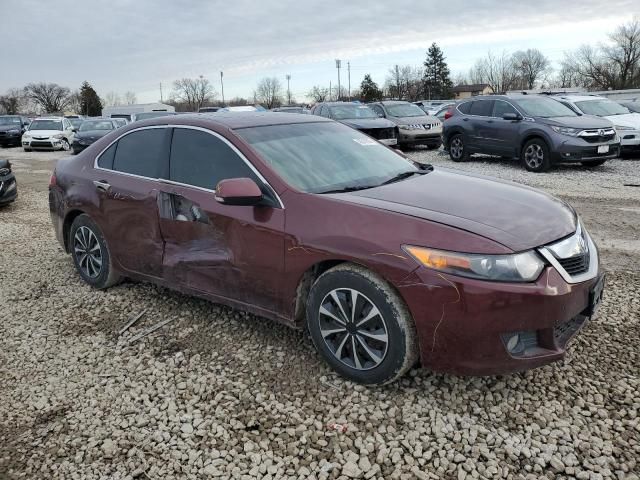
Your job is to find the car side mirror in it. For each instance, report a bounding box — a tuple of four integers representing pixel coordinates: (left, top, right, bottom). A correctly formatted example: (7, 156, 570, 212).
(215, 177, 263, 206)
(72, 128, 78, 133)
(503, 113, 522, 121)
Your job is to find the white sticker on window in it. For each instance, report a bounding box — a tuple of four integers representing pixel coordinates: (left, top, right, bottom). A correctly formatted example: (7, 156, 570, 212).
(353, 138, 377, 146)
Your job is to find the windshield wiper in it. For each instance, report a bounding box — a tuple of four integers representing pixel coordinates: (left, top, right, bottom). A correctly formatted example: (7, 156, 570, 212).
(380, 169, 429, 186)
(317, 184, 378, 194)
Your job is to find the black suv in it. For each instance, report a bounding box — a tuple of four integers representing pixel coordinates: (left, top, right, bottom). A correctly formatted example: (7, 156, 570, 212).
(0, 115, 31, 148)
(442, 95, 620, 172)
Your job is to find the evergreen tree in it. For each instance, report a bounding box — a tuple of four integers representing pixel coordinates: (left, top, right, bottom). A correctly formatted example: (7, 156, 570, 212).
(359, 74, 382, 102)
(423, 43, 453, 99)
(79, 81, 103, 116)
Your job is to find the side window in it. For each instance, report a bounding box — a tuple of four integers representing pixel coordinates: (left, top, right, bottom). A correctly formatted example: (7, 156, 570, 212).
(113, 128, 166, 178)
(458, 102, 472, 114)
(97, 143, 117, 169)
(493, 101, 518, 118)
(469, 100, 494, 116)
(370, 105, 384, 117)
(169, 128, 259, 190)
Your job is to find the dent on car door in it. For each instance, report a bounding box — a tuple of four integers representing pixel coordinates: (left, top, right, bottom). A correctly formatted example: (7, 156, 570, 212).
(158, 127, 285, 314)
(93, 127, 168, 278)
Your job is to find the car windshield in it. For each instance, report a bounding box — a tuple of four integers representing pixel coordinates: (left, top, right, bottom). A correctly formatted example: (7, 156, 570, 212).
(385, 103, 426, 117)
(29, 120, 63, 131)
(0, 116, 21, 125)
(512, 97, 577, 118)
(79, 120, 114, 131)
(575, 100, 630, 116)
(236, 122, 419, 193)
(330, 105, 378, 120)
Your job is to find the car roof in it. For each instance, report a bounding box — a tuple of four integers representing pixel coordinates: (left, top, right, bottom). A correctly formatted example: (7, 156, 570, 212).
(379, 100, 413, 105)
(33, 116, 65, 120)
(553, 95, 606, 102)
(139, 112, 332, 130)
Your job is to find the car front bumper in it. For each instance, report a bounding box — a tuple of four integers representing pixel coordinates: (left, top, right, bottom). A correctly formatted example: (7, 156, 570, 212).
(551, 137, 620, 162)
(397, 128, 442, 146)
(617, 130, 640, 151)
(399, 262, 603, 376)
(0, 174, 17, 205)
(23, 138, 65, 150)
(0, 131, 22, 146)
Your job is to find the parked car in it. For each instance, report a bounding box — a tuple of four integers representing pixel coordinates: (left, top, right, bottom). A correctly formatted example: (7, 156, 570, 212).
(0, 115, 31, 147)
(414, 100, 453, 115)
(369, 101, 441, 149)
(434, 104, 454, 121)
(111, 118, 128, 128)
(312, 102, 397, 145)
(22, 117, 76, 152)
(219, 105, 267, 112)
(619, 101, 640, 113)
(272, 106, 304, 114)
(0, 159, 17, 205)
(49, 112, 604, 383)
(133, 111, 179, 122)
(198, 107, 222, 113)
(551, 95, 640, 155)
(443, 95, 619, 172)
(72, 118, 120, 154)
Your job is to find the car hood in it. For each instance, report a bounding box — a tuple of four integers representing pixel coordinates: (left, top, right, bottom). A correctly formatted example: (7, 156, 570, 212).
(76, 130, 111, 139)
(0, 125, 21, 132)
(339, 118, 396, 129)
(25, 130, 64, 137)
(603, 113, 640, 128)
(539, 115, 613, 129)
(389, 115, 439, 125)
(329, 168, 577, 252)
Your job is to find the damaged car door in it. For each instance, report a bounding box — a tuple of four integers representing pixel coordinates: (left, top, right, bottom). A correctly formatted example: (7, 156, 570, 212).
(157, 126, 285, 314)
(93, 127, 169, 277)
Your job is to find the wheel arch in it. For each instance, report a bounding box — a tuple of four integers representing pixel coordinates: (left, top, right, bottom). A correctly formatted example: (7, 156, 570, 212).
(520, 132, 551, 155)
(62, 209, 86, 253)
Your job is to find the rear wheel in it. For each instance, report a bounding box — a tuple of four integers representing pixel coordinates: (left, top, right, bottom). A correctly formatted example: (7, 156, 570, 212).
(306, 264, 418, 385)
(521, 139, 551, 172)
(449, 134, 468, 162)
(70, 214, 121, 289)
(581, 159, 607, 167)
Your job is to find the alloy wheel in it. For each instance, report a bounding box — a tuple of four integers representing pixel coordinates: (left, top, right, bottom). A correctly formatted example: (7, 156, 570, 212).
(74, 226, 102, 278)
(61, 139, 70, 151)
(450, 137, 463, 159)
(524, 144, 544, 169)
(318, 288, 389, 370)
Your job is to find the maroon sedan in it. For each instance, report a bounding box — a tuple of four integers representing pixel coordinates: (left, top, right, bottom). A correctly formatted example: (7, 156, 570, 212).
(49, 113, 605, 384)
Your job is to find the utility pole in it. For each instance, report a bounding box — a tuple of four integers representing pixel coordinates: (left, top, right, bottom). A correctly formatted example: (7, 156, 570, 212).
(347, 61, 351, 101)
(335, 59, 341, 101)
(329, 81, 332, 101)
(395, 65, 400, 100)
(220, 71, 225, 106)
(159, 82, 163, 102)
(286, 74, 291, 105)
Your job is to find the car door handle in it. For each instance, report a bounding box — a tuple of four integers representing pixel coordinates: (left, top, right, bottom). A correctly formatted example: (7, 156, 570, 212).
(93, 180, 111, 192)
(463, 118, 469, 122)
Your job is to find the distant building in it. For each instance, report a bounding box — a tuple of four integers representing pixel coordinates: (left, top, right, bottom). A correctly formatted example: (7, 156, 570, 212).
(451, 84, 494, 100)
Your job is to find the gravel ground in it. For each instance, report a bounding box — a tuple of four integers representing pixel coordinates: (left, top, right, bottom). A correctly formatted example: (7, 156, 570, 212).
(1, 146, 639, 480)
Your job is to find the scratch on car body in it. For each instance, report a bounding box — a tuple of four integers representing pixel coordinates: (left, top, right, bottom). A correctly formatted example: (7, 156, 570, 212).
(431, 273, 461, 352)
(372, 252, 408, 261)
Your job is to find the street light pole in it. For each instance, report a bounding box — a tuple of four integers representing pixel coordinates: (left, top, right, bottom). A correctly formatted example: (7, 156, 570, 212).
(220, 71, 225, 106)
(286, 74, 291, 105)
(347, 61, 351, 101)
(335, 59, 341, 101)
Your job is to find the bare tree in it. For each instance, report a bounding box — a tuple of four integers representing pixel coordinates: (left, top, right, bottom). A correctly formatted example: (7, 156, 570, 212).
(471, 51, 519, 93)
(0, 88, 26, 114)
(103, 91, 122, 107)
(24, 83, 71, 113)
(512, 49, 552, 89)
(254, 77, 283, 109)
(384, 65, 423, 101)
(603, 18, 640, 88)
(308, 85, 329, 103)
(124, 91, 137, 105)
(172, 76, 216, 111)
(452, 72, 468, 86)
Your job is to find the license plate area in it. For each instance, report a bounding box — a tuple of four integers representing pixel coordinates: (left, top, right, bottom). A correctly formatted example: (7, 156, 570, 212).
(586, 274, 605, 316)
(597, 145, 609, 154)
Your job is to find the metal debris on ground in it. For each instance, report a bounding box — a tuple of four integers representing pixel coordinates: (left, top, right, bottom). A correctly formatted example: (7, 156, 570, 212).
(118, 310, 147, 335)
(326, 422, 348, 433)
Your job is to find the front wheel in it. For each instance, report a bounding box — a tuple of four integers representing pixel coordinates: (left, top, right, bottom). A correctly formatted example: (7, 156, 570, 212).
(448, 134, 468, 162)
(521, 139, 551, 172)
(70, 214, 121, 289)
(306, 264, 418, 385)
(60, 139, 70, 151)
(581, 159, 607, 167)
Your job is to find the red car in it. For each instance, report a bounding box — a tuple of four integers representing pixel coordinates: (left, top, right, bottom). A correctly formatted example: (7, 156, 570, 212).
(49, 113, 605, 384)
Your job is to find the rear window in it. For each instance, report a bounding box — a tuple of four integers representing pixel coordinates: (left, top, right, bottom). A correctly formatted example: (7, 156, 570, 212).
(457, 102, 472, 114)
(97, 143, 117, 169)
(113, 128, 166, 178)
(469, 100, 494, 116)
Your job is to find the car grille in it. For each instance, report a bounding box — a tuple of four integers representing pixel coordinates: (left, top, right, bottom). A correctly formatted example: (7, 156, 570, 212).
(539, 224, 594, 282)
(361, 127, 396, 140)
(31, 141, 53, 148)
(556, 254, 590, 275)
(554, 315, 587, 346)
(579, 128, 616, 143)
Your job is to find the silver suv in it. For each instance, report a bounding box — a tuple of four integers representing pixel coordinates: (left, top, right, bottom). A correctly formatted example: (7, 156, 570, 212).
(369, 101, 442, 149)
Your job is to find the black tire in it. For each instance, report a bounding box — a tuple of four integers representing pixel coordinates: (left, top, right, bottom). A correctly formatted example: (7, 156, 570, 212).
(427, 142, 442, 150)
(581, 159, 607, 167)
(521, 138, 551, 172)
(23, 148, 32, 152)
(448, 134, 468, 162)
(306, 263, 418, 385)
(69, 214, 121, 289)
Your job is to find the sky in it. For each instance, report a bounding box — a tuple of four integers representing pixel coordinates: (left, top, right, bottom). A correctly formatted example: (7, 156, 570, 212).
(2, 0, 638, 104)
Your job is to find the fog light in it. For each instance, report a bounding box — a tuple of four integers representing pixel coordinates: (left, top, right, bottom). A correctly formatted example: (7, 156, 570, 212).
(506, 334, 520, 353)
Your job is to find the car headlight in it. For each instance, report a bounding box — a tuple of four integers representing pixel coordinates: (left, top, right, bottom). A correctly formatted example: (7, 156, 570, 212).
(22, 133, 31, 138)
(614, 125, 634, 130)
(8, 129, 20, 134)
(53, 134, 64, 139)
(399, 125, 420, 131)
(403, 246, 545, 282)
(551, 126, 580, 136)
